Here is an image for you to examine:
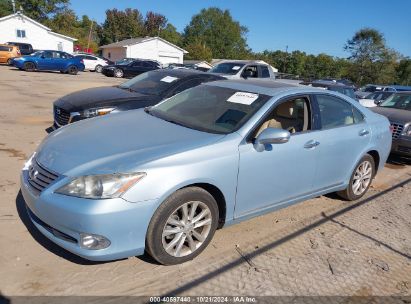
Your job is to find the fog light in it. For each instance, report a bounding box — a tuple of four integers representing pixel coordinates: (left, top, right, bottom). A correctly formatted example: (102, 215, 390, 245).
(80, 233, 110, 250)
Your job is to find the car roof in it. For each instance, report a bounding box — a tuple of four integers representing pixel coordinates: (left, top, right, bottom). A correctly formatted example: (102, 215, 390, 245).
(205, 79, 357, 97)
(151, 69, 225, 79)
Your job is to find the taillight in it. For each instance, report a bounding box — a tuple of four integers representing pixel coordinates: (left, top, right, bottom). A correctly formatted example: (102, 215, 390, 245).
(389, 125, 394, 133)
(17, 49, 21, 55)
(80, 59, 84, 64)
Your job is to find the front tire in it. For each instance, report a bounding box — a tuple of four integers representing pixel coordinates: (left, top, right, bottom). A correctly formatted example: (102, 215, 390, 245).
(24, 62, 35, 72)
(95, 65, 103, 73)
(114, 68, 124, 78)
(337, 154, 375, 201)
(146, 187, 219, 265)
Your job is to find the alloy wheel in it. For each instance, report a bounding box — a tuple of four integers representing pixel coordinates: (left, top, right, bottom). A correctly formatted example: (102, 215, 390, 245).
(161, 201, 212, 257)
(352, 160, 372, 196)
(114, 69, 123, 78)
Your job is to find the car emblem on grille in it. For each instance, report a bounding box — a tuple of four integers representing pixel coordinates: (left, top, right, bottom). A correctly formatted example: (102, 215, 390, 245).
(56, 108, 61, 115)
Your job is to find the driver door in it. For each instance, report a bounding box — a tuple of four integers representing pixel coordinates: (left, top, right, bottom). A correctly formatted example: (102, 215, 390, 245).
(234, 95, 320, 217)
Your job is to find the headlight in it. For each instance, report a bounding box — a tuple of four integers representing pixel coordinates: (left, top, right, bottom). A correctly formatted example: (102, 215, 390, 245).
(55, 172, 146, 199)
(405, 126, 411, 136)
(82, 107, 115, 118)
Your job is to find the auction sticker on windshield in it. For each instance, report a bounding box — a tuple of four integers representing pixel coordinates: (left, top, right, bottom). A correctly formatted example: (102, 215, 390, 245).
(161, 76, 179, 83)
(232, 66, 241, 70)
(227, 92, 259, 105)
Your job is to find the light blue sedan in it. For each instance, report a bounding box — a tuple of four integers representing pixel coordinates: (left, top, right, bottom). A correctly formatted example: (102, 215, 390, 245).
(20, 80, 392, 265)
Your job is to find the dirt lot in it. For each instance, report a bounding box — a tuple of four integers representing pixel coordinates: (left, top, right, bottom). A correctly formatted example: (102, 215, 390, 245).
(0, 65, 410, 299)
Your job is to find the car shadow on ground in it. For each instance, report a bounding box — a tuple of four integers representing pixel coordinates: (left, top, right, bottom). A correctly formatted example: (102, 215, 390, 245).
(159, 177, 411, 296)
(15, 190, 123, 265)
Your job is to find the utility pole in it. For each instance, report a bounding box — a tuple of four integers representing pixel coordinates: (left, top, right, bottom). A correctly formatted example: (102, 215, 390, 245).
(86, 20, 94, 53)
(11, 0, 16, 13)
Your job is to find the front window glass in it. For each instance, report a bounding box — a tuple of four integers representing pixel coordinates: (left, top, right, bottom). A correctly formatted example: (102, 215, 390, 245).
(119, 71, 180, 96)
(317, 95, 355, 129)
(30, 51, 42, 57)
(149, 85, 271, 134)
(209, 62, 245, 75)
(379, 94, 411, 111)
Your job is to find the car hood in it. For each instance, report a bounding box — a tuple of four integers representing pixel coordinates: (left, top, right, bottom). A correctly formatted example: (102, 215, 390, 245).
(54, 86, 157, 111)
(370, 107, 411, 124)
(36, 109, 225, 176)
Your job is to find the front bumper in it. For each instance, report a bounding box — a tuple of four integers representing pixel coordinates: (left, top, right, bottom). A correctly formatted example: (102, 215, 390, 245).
(102, 69, 115, 76)
(391, 137, 411, 156)
(20, 169, 158, 261)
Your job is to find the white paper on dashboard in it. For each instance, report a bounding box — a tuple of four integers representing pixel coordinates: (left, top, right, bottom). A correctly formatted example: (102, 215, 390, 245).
(232, 66, 241, 70)
(227, 92, 259, 105)
(161, 76, 179, 83)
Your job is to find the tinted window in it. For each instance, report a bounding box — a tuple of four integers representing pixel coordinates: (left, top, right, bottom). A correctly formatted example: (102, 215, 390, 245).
(75, 55, 85, 59)
(380, 94, 411, 111)
(131, 61, 143, 67)
(260, 66, 270, 78)
(149, 85, 271, 134)
(170, 78, 205, 96)
(119, 71, 182, 96)
(0, 46, 11, 52)
(142, 61, 154, 68)
(86, 56, 97, 60)
(317, 95, 355, 129)
(43, 51, 53, 58)
(209, 62, 245, 75)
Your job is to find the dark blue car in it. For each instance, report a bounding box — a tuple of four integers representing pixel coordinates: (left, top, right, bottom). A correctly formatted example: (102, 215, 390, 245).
(12, 50, 85, 75)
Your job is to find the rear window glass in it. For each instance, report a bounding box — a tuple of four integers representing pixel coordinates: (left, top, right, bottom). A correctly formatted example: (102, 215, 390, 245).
(0, 46, 11, 52)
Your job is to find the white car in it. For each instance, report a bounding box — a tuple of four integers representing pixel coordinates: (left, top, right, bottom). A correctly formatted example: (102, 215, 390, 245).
(74, 54, 109, 73)
(209, 60, 276, 79)
(359, 92, 394, 108)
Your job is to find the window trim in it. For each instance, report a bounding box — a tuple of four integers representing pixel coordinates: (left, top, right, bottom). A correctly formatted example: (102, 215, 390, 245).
(245, 94, 316, 143)
(313, 93, 366, 130)
(16, 29, 26, 38)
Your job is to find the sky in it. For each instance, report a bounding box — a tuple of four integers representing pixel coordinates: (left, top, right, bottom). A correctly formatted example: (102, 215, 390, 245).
(70, 0, 411, 58)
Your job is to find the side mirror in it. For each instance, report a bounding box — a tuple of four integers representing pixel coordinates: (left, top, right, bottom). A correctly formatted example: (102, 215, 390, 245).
(374, 100, 381, 105)
(254, 128, 290, 152)
(242, 70, 254, 79)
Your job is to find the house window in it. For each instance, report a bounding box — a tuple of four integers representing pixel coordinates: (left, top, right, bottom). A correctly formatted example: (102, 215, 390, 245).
(108, 52, 111, 58)
(17, 29, 26, 38)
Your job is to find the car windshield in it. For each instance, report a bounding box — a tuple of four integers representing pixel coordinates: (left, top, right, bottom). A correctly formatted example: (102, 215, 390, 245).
(118, 71, 181, 95)
(209, 63, 245, 75)
(148, 85, 271, 134)
(379, 94, 411, 111)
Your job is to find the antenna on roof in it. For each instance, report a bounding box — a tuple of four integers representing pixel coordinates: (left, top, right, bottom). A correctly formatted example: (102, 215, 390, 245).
(11, 0, 16, 13)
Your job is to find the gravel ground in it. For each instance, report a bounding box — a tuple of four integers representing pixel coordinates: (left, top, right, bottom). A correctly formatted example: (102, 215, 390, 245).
(0, 65, 410, 300)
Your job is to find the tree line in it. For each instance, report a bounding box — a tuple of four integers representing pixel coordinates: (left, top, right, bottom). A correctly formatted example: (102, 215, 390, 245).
(1, 0, 410, 86)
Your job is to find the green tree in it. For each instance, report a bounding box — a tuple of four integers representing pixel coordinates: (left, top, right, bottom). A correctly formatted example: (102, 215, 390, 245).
(0, 0, 13, 17)
(160, 23, 182, 46)
(396, 58, 411, 85)
(344, 28, 388, 85)
(144, 11, 166, 36)
(184, 41, 212, 61)
(183, 7, 249, 59)
(100, 8, 144, 45)
(5, 0, 69, 22)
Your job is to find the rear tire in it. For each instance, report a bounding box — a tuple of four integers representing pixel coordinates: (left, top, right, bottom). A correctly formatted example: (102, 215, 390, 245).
(337, 154, 375, 201)
(95, 65, 103, 73)
(67, 65, 78, 75)
(146, 187, 219, 265)
(24, 62, 35, 72)
(7, 58, 13, 65)
(114, 68, 124, 78)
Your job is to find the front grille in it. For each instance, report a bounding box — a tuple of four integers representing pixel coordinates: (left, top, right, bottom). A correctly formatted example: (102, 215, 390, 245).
(398, 145, 411, 154)
(28, 160, 59, 194)
(390, 122, 404, 139)
(54, 106, 70, 126)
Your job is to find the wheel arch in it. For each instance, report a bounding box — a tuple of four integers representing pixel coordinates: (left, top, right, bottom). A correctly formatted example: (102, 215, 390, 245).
(367, 150, 380, 175)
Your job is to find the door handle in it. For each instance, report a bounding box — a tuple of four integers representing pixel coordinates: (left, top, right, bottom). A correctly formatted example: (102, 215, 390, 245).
(359, 129, 369, 136)
(304, 140, 320, 149)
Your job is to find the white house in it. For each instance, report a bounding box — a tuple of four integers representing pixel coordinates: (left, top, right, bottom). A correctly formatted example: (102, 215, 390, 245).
(0, 12, 76, 52)
(100, 37, 188, 64)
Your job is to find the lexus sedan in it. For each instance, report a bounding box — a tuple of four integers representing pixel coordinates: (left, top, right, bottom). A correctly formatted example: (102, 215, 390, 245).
(371, 92, 411, 156)
(21, 80, 391, 265)
(52, 69, 224, 129)
(13, 50, 85, 75)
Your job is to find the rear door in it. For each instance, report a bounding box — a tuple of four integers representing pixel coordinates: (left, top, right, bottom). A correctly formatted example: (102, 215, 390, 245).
(312, 93, 370, 189)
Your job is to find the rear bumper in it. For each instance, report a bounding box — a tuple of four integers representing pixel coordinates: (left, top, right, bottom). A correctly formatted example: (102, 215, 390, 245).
(391, 137, 411, 156)
(20, 169, 158, 261)
(102, 69, 115, 76)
